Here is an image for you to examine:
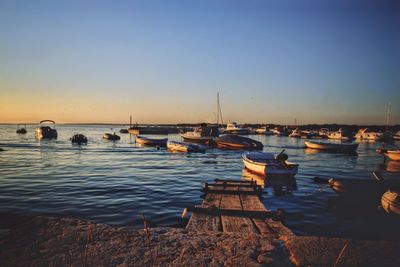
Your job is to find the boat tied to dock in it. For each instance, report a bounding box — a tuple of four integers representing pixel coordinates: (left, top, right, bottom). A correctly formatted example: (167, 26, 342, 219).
(241, 151, 299, 176)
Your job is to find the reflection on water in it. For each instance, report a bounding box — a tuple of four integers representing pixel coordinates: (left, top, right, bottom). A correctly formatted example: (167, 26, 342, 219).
(0, 124, 399, 239)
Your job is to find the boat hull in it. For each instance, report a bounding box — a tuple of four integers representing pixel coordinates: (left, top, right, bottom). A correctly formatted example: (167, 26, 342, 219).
(241, 152, 298, 176)
(103, 133, 120, 140)
(136, 136, 167, 146)
(304, 140, 358, 152)
(381, 190, 400, 215)
(167, 141, 206, 153)
(35, 128, 58, 139)
(384, 151, 400, 161)
(179, 134, 214, 144)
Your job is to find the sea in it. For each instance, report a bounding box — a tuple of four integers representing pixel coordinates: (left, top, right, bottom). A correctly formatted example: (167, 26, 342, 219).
(1, 124, 399, 240)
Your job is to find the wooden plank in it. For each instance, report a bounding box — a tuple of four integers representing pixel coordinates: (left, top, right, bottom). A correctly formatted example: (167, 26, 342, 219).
(184, 206, 275, 219)
(201, 189, 261, 196)
(220, 185, 258, 234)
(186, 193, 222, 232)
(214, 179, 255, 184)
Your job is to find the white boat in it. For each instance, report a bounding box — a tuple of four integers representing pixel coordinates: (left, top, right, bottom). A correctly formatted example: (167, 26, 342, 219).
(289, 128, 302, 138)
(381, 190, 400, 215)
(355, 128, 383, 141)
(224, 123, 249, 135)
(180, 124, 219, 144)
(136, 136, 167, 146)
(167, 141, 206, 153)
(241, 151, 298, 176)
(103, 133, 120, 140)
(327, 128, 352, 140)
(304, 140, 358, 152)
(35, 120, 58, 139)
(394, 131, 400, 140)
(255, 126, 274, 135)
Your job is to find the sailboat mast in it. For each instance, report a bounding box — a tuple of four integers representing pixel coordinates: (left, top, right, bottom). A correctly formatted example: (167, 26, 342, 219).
(130, 115, 132, 128)
(386, 102, 391, 131)
(217, 92, 224, 125)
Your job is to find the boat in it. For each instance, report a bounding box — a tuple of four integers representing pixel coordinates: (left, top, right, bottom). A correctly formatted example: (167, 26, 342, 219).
(214, 134, 263, 150)
(136, 135, 167, 147)
(381, 190, 400, 215)
(103, 133, 120, 140)
(167, 141, 206, 153)
(304, 140, 358, 152)
(223, 123, 249, 135)
(271, 127, 290, 136)
(70, 134, 88, 144)
(180, 124, 219, 144)
(327, 128, 353, 140)
(16, 124, 27, 134)
(35, 120, 58, 139)
(255, 126, 274, 135)
(241, 151, 298, 176)
(377, 148, 400, 161)
(355, 128, 383, 141)
(394, 131, 400, 140)
(119, 128, 129, 133)
(289, 128, 302, 138)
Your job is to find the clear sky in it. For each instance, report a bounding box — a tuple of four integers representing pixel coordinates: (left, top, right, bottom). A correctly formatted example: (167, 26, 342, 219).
(0, 0, 399, 124)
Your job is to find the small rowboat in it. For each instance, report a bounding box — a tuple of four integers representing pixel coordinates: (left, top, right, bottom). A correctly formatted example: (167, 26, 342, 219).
(136, 136, 167, 147)
(167, 141, 206, 153)
(304, 140, 358, 152)
(214, 135, 263, 150)
(241, 151, 298, 176)
(103, 133, 120, 141)
(381, 190, 400, 215)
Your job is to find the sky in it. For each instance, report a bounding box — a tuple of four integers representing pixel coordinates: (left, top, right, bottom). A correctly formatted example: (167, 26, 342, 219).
(0, 0, 399, 124)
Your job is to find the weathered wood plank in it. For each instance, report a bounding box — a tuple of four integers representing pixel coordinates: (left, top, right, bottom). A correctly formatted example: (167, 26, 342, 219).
(219, 185, 258, 234)
(186, 193, 221, 232)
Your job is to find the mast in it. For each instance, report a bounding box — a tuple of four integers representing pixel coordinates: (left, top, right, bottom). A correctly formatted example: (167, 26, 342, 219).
(386, 102, 391, 131)
(217, 92, 224, 125)
(130, 115, 132, 128)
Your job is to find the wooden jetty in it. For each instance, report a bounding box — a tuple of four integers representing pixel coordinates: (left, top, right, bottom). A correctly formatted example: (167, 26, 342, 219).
(184, 179, 294, 238)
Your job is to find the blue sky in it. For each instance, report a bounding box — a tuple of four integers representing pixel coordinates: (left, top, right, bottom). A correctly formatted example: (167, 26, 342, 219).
(0, 0, 399, 124)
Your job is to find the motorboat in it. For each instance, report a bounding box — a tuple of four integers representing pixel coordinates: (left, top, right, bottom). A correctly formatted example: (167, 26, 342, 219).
(289, 128, 302, 138)
(304, 140, 358, 152)
(241, 151, 298, 176)
(180, 124, 219, 144)
(271, 127, 289, 136)
(103, 133, 120, 141)
(136, 135, 167, 147)
(255, 126, 274, 135)
(223, 123, 249, 135)
(327, 128, 353, 140)
(377, 148, 400, 161)
(70, 134, 88, 144)
(167, 141, 206, 153)
(119, 128, 129, 133)
(381, 190, 400, 215)
(394, 131, 400, 140)
(214, 134, 263, 150)
(35, 120, 58, 139)
(16, 124, 27, 134)
(355, 128, 383, 141)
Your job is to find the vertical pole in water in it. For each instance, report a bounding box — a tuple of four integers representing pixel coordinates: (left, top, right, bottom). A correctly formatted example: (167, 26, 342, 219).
(130, 115, 132, 128)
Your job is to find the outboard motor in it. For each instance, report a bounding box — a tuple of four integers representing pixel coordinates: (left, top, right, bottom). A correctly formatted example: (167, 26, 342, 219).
(276, 153, 288, 162)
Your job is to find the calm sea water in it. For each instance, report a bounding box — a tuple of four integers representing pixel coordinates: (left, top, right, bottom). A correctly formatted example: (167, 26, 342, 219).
(1, 124, 399, 239)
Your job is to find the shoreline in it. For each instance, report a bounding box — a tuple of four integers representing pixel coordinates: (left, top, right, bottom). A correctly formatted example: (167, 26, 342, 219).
(1, 213, 399, 266)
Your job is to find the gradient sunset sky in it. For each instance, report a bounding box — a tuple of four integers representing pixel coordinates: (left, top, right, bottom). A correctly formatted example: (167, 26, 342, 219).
(1, 0, 399, 124)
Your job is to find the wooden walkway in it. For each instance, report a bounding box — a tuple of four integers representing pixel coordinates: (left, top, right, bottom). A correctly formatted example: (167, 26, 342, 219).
(185, 179, 294, 238)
